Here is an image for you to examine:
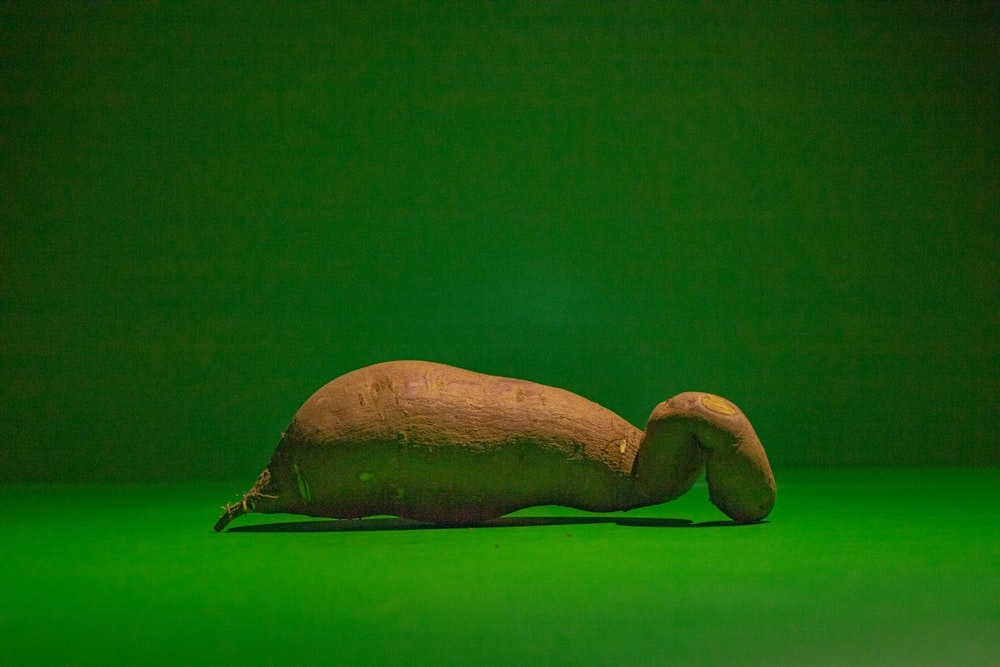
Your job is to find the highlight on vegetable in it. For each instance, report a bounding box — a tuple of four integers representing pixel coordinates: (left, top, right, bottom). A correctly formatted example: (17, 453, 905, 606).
(215, 360, 775, 531)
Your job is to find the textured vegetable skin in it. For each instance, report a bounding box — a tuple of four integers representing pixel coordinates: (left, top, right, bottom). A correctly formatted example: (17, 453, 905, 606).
(215, 360, 775, 530)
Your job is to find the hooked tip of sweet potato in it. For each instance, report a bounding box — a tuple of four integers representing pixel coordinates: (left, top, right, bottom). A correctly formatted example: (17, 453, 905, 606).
(709, 485, 776, 524)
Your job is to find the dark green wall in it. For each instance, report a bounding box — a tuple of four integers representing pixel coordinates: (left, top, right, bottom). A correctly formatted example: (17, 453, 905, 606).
(2, 2, 997, 482)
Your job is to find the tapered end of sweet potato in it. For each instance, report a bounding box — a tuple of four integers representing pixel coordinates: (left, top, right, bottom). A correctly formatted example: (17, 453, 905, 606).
(214, 468, 275, 532)
(214, 503, 246, 532)
(641, 392, 775, 523)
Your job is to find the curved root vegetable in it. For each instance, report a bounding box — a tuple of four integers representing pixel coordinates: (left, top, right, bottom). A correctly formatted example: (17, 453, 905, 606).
(215, 361, 775, 531)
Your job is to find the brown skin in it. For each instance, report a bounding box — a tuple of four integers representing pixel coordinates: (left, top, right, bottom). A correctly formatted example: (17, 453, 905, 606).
(215, 361, 775, 531)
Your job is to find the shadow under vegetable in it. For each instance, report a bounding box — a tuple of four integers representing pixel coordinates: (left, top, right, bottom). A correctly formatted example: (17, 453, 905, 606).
(225, 515, 766, 532)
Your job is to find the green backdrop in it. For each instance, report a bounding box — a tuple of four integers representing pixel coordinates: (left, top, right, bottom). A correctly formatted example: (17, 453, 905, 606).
(2, 2, 998, 483)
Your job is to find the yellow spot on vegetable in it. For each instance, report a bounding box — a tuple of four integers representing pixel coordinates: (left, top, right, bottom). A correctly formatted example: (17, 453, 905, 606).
(701, 394, 738, 415)
(619, 439, 627, 454)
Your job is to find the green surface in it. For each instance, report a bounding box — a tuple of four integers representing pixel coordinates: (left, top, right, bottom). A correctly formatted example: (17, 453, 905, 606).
(3, 468, 998, 665)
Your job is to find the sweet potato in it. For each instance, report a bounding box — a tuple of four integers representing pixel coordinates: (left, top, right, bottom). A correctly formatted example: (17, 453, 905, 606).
(215, 360, 775, 530)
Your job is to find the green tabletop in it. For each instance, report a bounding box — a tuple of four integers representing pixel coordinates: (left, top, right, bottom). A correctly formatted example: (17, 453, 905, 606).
(3, 467, 997, 666)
